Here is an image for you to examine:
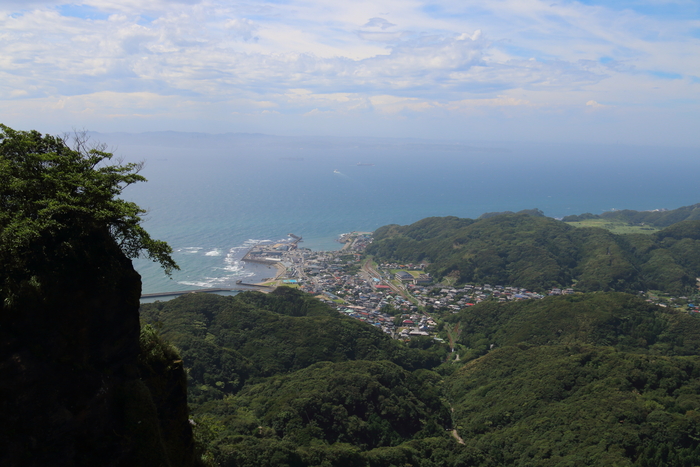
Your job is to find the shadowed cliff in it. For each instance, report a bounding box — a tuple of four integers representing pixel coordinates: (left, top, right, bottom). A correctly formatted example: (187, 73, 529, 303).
(0, 125, 193, 466)
(0, 228, 195, 466)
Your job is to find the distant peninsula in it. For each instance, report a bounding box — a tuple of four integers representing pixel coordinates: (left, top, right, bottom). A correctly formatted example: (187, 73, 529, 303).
(563, 203, 700, 226)
(367, 203, 700, 295)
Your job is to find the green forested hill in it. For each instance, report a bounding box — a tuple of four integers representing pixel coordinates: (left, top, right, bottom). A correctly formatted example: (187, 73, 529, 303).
(140, 288, 444, 405)
(442, 292, 700, 360)
(142, 288, 700, 466)
(446, 345, 700, 466)
(198, 361, 452, 465)
(367, 212, 700, 294)
(140, 289, 456, 466)
(563, 203, 700, 226)
(440, 293, 700, 466)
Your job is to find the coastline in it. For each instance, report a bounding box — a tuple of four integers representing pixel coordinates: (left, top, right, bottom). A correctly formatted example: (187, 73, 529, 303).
(255, 261, 286, 286)
(139, 232, 351, 296)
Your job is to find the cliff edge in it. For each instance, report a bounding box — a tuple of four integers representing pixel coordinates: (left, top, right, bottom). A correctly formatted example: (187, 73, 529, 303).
(0, 125, 193, 467)
(0, 229, 194, 466)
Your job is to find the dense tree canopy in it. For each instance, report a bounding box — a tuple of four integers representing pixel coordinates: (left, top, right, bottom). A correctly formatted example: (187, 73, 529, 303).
(0, 124, 177, 303)
(367, 212, 700, 294)
(143, 290, 700, 466)
(140, 289, 444, 406)
(563, 204, 700, 226)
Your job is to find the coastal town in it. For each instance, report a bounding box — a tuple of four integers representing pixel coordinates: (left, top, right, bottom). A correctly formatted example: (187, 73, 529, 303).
(242, 233, 700, 340)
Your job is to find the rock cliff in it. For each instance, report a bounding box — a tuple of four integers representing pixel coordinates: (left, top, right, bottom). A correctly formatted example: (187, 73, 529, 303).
(0, 229, 194, 466)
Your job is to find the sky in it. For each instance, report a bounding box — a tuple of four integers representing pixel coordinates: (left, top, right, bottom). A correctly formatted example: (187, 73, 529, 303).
(1, 0, 699, 146)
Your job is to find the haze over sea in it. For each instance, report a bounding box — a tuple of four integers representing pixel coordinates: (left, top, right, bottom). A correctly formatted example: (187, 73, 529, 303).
(102, 132, 699, 294)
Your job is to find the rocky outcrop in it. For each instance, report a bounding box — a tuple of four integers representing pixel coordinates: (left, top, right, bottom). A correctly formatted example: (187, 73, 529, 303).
(0, 230, 194, 466)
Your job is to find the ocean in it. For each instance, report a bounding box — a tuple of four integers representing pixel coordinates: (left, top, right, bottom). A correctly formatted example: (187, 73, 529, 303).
(104, 133, 699, 294)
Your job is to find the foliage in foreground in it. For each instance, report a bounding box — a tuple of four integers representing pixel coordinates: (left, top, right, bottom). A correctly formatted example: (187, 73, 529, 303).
(0, 124, 177, 304)
(0, 125, 192, 466)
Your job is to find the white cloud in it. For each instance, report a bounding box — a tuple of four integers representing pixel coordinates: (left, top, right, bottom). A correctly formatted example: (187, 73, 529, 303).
(448, 95, 534, 109)
(355, 30, 408, 42)
(224, 18, 258, 41)
(364, 17, 396, 30)
(586, 100, 606, 108)
(370, 95, 435, 113)
(0, 0, 697, 145)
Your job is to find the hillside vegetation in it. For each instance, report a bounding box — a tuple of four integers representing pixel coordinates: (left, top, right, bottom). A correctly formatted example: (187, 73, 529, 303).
(563, 203, 700, 226)
(446, 345, 700, 466)
(139, 288, 444, 406)
(142, 289, 700, 466)
(366, 211, 700, 294)
(441, 292, 700, 359)
(436, 293, 700, 465)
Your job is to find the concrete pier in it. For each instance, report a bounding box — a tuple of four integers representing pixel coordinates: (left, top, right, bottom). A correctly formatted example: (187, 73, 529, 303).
(140, 283, 271, 300)
(140, 288, 235, 298)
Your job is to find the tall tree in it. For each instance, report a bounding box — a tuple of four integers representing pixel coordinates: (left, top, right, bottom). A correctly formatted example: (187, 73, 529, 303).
(0, 124, 177, 305)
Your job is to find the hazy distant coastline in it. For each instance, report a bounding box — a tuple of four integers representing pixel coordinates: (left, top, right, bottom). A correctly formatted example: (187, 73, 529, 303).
(118, 133, 700, 295)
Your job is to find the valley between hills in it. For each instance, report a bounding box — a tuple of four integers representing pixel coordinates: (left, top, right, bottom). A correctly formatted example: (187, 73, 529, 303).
(138, 204, 700, 466)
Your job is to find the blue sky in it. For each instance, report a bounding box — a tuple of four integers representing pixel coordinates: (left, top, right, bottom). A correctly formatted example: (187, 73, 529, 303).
(1, 0, 699, 146)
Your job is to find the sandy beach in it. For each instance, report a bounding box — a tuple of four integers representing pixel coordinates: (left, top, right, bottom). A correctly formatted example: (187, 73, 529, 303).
(255, 261, 287, 286)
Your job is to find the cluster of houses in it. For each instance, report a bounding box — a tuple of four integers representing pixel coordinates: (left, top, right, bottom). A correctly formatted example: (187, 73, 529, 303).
(306, 273, 427, 337)
(338, 232, 373, 252)
(381, 262, 425, 270)
(396, 314, 438, 339)
(327, 291, 438, 339)
(394, 270, 433, 285)
(407, 284, 551, 312)
(548, 287, 576, 295)
(287, 248, 581, 338)
(277, 236, 700, 342)
(337, 307, 396, 335)
(644, 292, 700, 312)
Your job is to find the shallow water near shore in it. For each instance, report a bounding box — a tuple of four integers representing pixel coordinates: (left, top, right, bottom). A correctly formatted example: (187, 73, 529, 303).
(109, 134, 700, 294)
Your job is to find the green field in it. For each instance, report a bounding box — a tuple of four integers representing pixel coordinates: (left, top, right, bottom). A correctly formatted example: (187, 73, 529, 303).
(564, 218, 661, 234)
(389, 269, 424, 277)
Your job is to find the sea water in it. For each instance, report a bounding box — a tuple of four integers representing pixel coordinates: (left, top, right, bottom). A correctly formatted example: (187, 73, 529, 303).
(107, 133, 699, 294)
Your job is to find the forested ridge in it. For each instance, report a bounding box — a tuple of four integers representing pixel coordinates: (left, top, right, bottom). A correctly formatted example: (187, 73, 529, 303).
(140, 288, 444, 406)
(366, 210, 700, 294)
(141, 288, 700, 466)
(563, 203, 700, 226)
